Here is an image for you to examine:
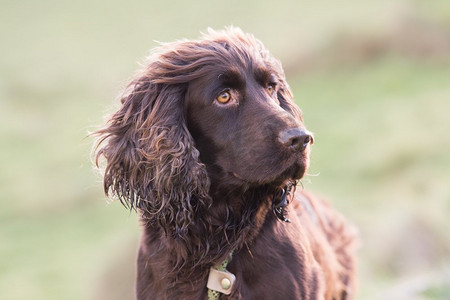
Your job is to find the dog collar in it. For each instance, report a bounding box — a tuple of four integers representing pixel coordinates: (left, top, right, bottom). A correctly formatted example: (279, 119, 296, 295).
(207, 251, 235, 299)
(206, 182, 296, 298)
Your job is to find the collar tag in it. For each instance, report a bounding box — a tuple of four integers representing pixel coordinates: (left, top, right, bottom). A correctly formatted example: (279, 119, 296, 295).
(207, 268, 236, 296)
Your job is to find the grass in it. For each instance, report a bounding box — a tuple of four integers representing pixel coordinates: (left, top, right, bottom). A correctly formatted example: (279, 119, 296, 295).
(1, 0, 450, 299)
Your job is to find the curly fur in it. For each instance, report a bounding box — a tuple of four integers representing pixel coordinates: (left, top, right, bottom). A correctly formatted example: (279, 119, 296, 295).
(94, 27, 357, 299)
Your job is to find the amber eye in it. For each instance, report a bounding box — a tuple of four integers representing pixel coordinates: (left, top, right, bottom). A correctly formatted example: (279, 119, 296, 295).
(267, 84, 275, 95)
(216, 91, 231, 104)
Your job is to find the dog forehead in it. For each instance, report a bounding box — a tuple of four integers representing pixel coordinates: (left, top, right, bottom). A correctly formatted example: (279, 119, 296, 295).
(187, 62, 273, 99)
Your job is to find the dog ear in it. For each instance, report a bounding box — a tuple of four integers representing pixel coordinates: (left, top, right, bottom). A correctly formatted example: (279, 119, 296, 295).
(94, 73, 211, 240)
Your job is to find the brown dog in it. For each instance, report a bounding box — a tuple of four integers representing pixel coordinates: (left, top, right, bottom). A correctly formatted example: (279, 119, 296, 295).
(94, 27, 357, 300)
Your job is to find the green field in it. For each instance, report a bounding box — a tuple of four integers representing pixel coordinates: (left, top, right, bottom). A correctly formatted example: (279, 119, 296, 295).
(1, 1, 450, 299)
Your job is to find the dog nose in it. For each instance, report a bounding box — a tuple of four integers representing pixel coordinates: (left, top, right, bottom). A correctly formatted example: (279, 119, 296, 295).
(278, 128, 313, 151)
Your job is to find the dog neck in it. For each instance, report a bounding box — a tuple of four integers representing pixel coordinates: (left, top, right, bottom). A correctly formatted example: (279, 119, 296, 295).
(206, 181, 295, 248)
(138, 181, 294, 298)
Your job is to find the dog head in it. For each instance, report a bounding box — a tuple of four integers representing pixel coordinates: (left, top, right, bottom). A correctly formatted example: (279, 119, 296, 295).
(94, 27, 313, 239)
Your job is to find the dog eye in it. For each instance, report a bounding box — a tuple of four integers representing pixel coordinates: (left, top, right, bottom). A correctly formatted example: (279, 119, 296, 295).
(267, 84, 276, 95)
(216, 91, 231, 104)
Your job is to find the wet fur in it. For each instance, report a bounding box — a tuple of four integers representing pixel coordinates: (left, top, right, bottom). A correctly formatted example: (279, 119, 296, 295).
(94, 27, 356, 299)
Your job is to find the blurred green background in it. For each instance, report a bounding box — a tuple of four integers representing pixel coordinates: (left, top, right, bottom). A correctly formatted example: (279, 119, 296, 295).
(1, 0, 449, 299)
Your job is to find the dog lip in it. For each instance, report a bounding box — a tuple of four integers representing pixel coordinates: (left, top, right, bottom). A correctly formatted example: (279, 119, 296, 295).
(291, 164, 306, 180)
(276, 159, 308, 182)
(225, 152, 309, 185)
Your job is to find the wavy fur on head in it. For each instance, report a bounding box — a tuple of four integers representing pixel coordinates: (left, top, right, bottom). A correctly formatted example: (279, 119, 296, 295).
(94, 27, 297, 257)
(94, 27, 356, 300)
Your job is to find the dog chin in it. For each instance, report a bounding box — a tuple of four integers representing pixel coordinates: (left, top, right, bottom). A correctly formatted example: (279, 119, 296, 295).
(279, 162, 307, 182)
(254, 161, 307, 188)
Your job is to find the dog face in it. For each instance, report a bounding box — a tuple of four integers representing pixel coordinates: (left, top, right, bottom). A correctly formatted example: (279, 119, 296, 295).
(184, 36, 313, 188)
(94, 27, 313, 236)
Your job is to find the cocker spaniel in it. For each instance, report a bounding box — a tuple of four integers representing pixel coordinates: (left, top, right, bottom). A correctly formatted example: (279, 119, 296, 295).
(94, 27, 356, 300)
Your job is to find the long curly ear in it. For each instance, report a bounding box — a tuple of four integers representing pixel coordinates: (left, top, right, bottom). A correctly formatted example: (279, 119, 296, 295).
(94, 74, 211, 239)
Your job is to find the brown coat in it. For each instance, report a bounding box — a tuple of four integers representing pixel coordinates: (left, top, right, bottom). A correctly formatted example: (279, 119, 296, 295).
(94, 27, 357, 300)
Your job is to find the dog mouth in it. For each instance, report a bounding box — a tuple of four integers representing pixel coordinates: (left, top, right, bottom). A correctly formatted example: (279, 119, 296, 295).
(284, 162, 306, 180)
(229, 157, 308, 188)
(224, 144, 311, 187)
(271, 161, 307, 185)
